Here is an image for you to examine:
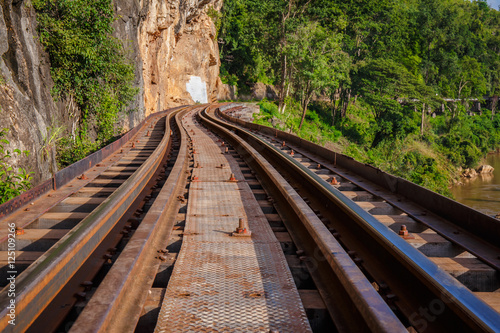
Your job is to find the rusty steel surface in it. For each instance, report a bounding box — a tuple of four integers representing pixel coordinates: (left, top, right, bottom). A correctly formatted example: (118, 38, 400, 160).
(0, 179, 53, 220)
(200, 107, 407, 332)
(0, 110, 177, 332)
(263, 137, 500, 274)
(0, 106, 185, 220)
(69, 107, 192, 333)
(154, 109, 312, 333)
(217, 107, 500, 253)
(211, 106, 500, 332)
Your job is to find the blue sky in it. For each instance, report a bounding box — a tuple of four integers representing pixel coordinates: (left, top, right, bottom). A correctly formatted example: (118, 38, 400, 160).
(488, 0, 500, 9)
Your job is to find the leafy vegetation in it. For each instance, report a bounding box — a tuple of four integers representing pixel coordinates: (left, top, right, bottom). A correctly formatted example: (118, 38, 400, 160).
(33, 0, 138, 167)
(220, 0, 500, 195)
(0, 129, 33, 204)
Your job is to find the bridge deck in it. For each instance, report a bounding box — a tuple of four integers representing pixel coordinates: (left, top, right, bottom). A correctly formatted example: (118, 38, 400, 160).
(154, 111, 311, 332)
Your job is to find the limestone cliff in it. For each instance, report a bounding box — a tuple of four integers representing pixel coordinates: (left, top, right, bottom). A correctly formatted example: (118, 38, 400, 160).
(0, 0, 59, 184)
(0, 0, 222, 188)
(136, 0, 221, 116)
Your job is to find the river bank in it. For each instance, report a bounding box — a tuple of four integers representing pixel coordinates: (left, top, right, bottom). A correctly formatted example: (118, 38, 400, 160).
(451, 153, 500, 217)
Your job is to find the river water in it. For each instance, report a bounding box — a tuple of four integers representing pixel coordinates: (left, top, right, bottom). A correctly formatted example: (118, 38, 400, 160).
(450, 154, 500, 217)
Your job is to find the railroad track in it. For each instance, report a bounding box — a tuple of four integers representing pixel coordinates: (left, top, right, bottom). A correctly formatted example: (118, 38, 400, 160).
(0, 103, 498, 332)
(207, 104, 500, 332)
(0, 106, 193, 332)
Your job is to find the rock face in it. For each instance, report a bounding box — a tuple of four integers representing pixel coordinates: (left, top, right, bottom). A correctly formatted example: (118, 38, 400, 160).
(137, 0, 221, 116)
(462, 168, 478, 178)
(217, 80, 237, 101)
(477, 164, 494, 174)
(0, 0, 222, 187)
(0, 0, 59, 184)
(460, 164, 495, 178)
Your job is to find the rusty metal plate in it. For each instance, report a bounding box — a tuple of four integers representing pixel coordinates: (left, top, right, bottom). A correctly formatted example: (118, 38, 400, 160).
(155, 241, 310, 332)
(154, 112, 311, 332)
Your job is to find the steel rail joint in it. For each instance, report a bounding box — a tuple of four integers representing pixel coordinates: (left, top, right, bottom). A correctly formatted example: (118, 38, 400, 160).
(211, 107, 500, 332)
(199, 107, 406, 333)
(0, 111, 176, 332)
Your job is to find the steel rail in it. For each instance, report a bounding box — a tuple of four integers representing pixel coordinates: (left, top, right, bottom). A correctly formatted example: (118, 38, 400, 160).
(198, 107, 407, 333)
(68, 107, 192, 333)
(206, 106, 500, 332)
(0, 106, 185, 221)
(218, 107, 500, 271)
(0, 109, 181, 332)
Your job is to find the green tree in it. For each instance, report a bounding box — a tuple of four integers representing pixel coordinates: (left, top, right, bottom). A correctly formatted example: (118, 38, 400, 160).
(352, 58, 431, 146)
(285, 22, 345, 130)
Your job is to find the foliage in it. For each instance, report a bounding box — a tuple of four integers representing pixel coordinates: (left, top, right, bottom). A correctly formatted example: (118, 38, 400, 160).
(33, 0, 138, 167)
(56, 137, 100, 169)
(221, 0, 500, 196)
(207, 6, 223, 38)
(0, 129, 33, 204)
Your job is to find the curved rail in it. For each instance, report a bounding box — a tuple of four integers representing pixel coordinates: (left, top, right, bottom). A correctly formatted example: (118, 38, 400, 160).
(0, 109, 183, 332)
(68, 107, 192, 332)
(198, 107, 407, 332)
(204, 106, 500, 332)
(218, 107, 500, 271)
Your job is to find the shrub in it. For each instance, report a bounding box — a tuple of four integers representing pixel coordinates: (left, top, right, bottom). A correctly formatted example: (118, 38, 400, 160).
(0, 129, 33, 204)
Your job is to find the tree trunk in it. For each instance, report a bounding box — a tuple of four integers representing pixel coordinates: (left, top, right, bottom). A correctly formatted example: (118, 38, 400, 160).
(340, 89, 351, 118)
(299, 81, 311, 131)
(278, 54, 287, 114)
(331, 88, 339, 126)
(421, 103, 426, 136)
(299, 99, 310, 131)
(492, 96, 498, 121)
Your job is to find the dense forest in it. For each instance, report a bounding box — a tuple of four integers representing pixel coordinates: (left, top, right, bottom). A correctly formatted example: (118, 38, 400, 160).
(218, 0, 500, 196)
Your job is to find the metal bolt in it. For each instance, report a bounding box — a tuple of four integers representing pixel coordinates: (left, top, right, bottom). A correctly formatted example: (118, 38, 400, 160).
(330, 177, 339, 185)
(232, 218, 251, 236)
(75, 292, 87, 300)
(229, 173, 237, 182)
(81, 281, 93, 291)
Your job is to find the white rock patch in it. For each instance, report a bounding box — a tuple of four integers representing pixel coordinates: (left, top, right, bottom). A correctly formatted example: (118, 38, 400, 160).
(186, 76, 208, 103)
